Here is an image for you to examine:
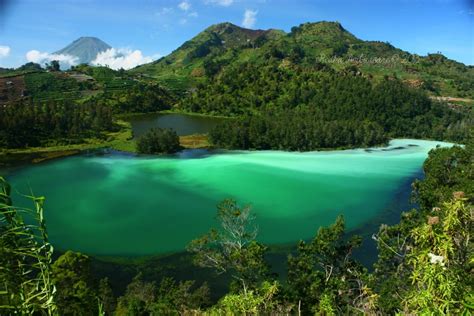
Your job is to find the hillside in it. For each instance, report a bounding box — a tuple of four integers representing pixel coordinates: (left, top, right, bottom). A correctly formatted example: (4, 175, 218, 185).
(0, 64, 174, 114)
(133, 21, 474, 99)
(131, 22, 284, 92)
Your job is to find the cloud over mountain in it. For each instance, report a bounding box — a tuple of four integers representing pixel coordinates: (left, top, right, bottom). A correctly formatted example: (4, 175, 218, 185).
(26, 50, 79, 68)
(24, 37, 157, 70)
(91, 48, 158, 70)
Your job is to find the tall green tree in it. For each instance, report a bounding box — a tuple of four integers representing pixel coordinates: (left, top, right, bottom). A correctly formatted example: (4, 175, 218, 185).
(52, 251, 98, 315)
(287, 215, 375, 314)
(187, 199, 268, 293)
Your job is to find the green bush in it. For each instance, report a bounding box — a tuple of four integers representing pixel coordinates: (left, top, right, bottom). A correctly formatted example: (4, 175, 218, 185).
(136, 128, 181, 154)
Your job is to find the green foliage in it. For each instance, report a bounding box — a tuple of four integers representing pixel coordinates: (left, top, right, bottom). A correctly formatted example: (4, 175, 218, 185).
(17, 62, 43, 72)
(115, 275, 156, 315)
(115, 274, 210, 315)
(24, 72, 84, 101)
(287, 215, 373, 314)
(187, 59, 468, 149)
(152, 277, 210, 314)
(71, 65, 176, 113)
(136, 127, 181, 154)
(209, 281, 289, 314)
(401, 193, 472, 314)
(98, 277, 116, 315)
(413, 141, 473, 209)
(0, 177, 56, 314)
(210, 108, 387, 150)
(52, 251, 98, 315)
(109, 83, 174, 114)
(46, 60, 61, 72)
(0, 99, 116, 148)
(316, 293, 336, 315)
(373, 142, 473, 314)
(188, 199, 269, 293)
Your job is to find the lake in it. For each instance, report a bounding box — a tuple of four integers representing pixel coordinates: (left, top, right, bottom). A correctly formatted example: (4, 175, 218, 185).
(6, 139, 452, 256)
(126, 112, 225, 137)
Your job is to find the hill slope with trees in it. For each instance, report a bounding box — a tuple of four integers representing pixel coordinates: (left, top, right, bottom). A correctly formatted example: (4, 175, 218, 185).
(133, 21, 474, 99)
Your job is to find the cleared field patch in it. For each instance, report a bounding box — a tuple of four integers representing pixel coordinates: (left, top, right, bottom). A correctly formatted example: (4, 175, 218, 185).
(0, 75, 26, 105)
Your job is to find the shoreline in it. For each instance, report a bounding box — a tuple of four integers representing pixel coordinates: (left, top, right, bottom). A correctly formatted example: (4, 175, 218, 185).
(0, 106, 459, 168)
(0, 120, 135, 168)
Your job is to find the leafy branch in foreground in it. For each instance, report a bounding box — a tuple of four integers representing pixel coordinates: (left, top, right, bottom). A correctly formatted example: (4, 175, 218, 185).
(286, 215, 376, 314)
(401, 192, 473, 314)
(0, 176, 56, 314)
(187, 199, 268, 293)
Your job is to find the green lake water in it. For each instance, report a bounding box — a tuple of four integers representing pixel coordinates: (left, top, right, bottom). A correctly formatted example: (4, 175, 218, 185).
(7, 139, 452, 256)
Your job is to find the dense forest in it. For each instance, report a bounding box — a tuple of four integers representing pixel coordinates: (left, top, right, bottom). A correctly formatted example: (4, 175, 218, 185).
(1, 140, 472, 315)
(0, 100, 115, 148)
(184, 61, 470, 150)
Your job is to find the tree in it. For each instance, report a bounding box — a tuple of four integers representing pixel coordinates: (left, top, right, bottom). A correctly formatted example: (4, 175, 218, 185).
(152, 277, 210, 314)
(47, 60, 61, 72)
(98, 277, 116, 315)
(115, 275, 157, 315)
(136, 127, 181, 154)
(115, 275, 210, 315)
(210, 281, 289, 314)
(287, 216, 373, 314)
(187, 199, 268, 293)
(52, 251, 98, 315)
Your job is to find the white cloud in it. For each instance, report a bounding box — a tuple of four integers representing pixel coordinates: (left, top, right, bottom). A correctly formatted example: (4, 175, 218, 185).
(156, 7, 173, 16)
(26, 50, 79, 68)
(205, 0, 233, 6)
(92, 48, 157, 70)
(178, 1, 191, 11)
(188, 11, 198, 17)
(0, 46, 11, 58)
(179, 18, 188, 25)
(242, 9, 257, 28)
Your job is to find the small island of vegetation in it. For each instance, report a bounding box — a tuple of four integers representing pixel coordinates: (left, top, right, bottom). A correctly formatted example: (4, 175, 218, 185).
(136, 127, 181, 154)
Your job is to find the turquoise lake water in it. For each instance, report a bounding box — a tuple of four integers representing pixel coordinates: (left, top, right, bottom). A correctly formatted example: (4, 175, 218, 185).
(7, 139, 452, 256)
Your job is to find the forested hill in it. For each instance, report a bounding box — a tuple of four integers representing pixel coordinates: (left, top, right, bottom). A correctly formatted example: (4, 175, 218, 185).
(132, 21, 474, 99)
(1, 21, 472, 151)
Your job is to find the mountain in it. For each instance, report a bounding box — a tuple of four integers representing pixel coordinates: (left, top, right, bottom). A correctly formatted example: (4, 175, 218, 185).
(54, 37, 111, 64)
(131, 22, 284, 91)
(132, 21, 474, 99)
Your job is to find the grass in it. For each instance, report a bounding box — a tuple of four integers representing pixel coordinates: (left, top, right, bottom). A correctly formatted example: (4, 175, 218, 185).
(179, 134, 210, 149)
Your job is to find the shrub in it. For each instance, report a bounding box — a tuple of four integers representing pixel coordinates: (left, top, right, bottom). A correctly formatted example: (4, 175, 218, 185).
(136, 127, 181, 154)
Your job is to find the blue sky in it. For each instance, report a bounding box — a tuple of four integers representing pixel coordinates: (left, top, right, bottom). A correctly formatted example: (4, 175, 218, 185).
(0, 0, 473, 68)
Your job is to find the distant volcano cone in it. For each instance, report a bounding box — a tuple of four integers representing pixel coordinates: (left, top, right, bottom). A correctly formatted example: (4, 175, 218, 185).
(54, 37, 111, 64)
